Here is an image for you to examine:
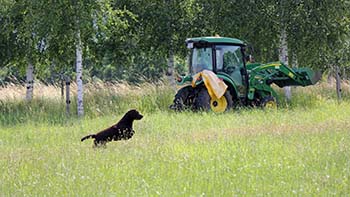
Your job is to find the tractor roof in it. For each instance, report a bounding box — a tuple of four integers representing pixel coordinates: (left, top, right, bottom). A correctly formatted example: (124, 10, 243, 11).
(186, 36, 245, 46)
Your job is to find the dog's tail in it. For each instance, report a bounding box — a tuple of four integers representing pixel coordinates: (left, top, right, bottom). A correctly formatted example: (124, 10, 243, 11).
(81, 134, 96, 142)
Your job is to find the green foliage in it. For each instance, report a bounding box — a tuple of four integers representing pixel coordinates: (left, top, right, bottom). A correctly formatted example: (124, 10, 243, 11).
(1, 0, 350, 84)
(285, 0, 350, 70)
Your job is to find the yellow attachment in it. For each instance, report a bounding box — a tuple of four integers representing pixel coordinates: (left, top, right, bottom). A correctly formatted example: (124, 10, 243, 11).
(191, 70, 228, 99)
(265, 100, 277, 109)
(210, 96, 228, 113)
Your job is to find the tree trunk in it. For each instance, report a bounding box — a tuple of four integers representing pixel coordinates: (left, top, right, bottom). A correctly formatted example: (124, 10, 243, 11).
(61, 76, 64, 100)
(25, 60, 34, 101)
(65, 76, 71, 116)
(278, 29, 291, 101)
(166, 47, 176, 91)
(76, 30, 84, 117)
(335, 65, 341, 102)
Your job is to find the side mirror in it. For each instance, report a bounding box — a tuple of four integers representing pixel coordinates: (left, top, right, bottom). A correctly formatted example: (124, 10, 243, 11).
(186, 42, 194, 49)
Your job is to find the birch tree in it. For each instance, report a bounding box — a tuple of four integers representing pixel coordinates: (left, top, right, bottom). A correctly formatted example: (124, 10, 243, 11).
(279, 29, 291, 100)
(25, 60, 34, 100)
(36, 0, 133, 116)
(290, 0, 350, 101)
(75, 29, 84, 116)
(278, 0, 291, 101)
(6, 1, 44, 101)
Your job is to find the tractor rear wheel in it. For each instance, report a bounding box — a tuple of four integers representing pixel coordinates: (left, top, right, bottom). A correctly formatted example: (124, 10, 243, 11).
(261, 96, 277, 109)
(169, 86, 194, 111)
(194, 87, 233, 112)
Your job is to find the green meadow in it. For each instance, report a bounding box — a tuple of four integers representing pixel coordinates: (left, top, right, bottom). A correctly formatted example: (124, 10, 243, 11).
(1, 82, 350, 196)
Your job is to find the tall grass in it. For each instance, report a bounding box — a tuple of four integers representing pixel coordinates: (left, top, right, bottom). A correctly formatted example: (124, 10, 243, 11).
(1, 80, 349, 126)
(0, 81, 174, 126)
(1, 102, 350, 196)
(1, 80, 350, 195)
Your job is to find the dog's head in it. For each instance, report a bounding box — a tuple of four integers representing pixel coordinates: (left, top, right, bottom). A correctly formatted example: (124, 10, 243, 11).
(126, 109, 143, 120)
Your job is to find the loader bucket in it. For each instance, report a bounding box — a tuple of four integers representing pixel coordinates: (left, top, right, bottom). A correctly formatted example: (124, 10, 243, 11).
(272, 67, 322, 87)
(293, 68, 322, 86)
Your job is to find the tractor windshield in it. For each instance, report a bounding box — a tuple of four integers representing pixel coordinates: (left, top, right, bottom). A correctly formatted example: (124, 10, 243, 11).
(190, 47, 213, 74)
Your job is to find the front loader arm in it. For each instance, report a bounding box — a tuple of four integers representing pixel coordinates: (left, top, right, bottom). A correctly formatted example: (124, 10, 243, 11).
(247, 62, 321, 100)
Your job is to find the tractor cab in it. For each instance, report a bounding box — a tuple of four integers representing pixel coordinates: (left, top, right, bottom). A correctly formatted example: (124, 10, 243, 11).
(186, 37, 249, 98)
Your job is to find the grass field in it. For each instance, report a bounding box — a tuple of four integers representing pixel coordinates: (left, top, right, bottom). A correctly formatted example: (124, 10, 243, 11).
(1, 81, 350, 196)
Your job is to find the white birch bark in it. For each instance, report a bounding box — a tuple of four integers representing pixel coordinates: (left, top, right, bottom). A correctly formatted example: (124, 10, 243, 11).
(76, 29, 84, 117)
(25, 61, 34, 101)
(278, 29, 291, 101)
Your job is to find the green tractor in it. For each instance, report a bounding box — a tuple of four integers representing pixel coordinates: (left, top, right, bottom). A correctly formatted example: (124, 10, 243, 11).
(170, 36, 321, 112)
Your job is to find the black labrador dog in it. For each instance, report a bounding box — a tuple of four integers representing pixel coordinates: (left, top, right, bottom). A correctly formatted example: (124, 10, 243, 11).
(81, 109, 143, 147)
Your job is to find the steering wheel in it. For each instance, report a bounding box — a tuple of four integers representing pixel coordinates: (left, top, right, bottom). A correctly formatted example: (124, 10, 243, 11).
(224, 66, 235, 74)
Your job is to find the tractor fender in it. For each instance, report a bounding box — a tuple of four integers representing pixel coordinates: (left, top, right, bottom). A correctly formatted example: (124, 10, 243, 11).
(190, 72, 239, 101)
(192, 70, 228, 99)
(216, 73, 240, 100)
